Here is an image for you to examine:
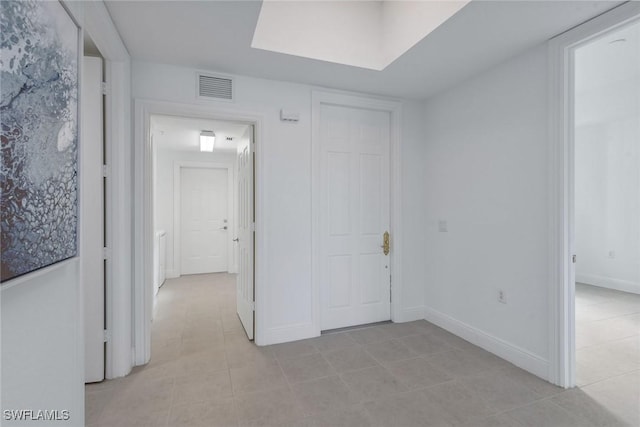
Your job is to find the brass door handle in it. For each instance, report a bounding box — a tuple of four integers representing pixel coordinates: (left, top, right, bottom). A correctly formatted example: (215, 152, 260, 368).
(381, 231, 390, 255)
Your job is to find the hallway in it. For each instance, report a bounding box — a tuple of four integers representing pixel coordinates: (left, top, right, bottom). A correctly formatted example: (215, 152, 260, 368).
(86, 274, 633, 426)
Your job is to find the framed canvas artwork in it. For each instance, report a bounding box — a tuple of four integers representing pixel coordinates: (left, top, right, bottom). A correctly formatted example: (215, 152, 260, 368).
(1, 0, 79, 282)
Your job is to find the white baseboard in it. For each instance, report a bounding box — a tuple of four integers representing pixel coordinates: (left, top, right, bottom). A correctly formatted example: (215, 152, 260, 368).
(259, 307, 425, 346)
(424, 306, 549, 381)
(397, 306, 425, 323)
(257, 322, 317, 346)
(576, 274, 640, 295)
(165, 269, 178, 280)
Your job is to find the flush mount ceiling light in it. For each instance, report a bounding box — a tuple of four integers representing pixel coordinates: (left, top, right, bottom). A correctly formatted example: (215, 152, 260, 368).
(199, 130, 215, 152)
(252, 0, 471, 71)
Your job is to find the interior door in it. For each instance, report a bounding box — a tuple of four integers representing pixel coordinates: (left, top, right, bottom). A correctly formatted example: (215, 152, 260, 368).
(236, 127, 255, 339)
(180, 167, 228, 274)
(320, 104, 391, 330)
(82, 56, 105, 383)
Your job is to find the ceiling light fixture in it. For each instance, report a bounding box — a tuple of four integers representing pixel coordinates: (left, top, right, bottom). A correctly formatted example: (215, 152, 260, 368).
(199, 130, 215, 152)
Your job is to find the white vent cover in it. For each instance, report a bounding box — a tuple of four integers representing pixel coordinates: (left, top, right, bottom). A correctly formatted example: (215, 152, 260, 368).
(197, 73, 233, 101)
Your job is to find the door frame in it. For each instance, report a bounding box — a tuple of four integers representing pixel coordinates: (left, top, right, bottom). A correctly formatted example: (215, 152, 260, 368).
(547, 1, 640, 388)
(81, 55, 106, 383)
(134, 99, 263, 364)
(311, 90, 403, 334)
(174, 162, 234, 276)
(82, 1, 133, 380)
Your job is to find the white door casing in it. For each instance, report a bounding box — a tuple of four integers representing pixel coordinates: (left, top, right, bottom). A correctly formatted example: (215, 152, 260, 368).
(547, 2, 640, 387)
(180, 167, 229, 275)
(320, 104, 392, 330)
(236, 128, 255, 339)
(82, 56, 105, 383)
(136, 100, 265, 365)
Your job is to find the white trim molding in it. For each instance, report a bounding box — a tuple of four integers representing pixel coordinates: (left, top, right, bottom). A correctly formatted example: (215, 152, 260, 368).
(134, 99, 265, 361)
(83, 0, 133, 380)
(576, 275, 640, 296)
(547, 2, 640, 388)
(400, 306, 425, 323)
(311, 90, 403, 335)
(425, 306, 549, 380)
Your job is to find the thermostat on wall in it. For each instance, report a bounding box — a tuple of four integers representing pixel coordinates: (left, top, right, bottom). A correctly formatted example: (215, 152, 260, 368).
(280, 109, 300, 123)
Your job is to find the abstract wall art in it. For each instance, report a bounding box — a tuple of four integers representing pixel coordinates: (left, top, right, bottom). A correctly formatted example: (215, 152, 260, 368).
(1, 0, 79, 282)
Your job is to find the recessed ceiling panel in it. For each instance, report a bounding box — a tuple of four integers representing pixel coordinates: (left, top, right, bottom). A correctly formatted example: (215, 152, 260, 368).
(252, 0, 470, 70)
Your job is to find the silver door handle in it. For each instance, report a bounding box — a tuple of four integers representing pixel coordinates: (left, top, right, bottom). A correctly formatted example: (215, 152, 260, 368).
(233, 238, 239, 242)
(220, 226, 228, 230)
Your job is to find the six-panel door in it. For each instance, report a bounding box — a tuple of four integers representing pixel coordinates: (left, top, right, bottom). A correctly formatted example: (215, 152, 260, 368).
(320, 104, 391, 330)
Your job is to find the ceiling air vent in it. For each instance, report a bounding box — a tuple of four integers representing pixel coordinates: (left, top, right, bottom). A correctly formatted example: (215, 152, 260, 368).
(197, 73, 234, 101)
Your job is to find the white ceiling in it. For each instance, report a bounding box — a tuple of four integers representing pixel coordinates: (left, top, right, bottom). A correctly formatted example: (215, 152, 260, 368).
(575, 20, 640, 94)
(105, 0, 623, 99)
(252, 0, 469, 70)
(151, 115, 249, 153)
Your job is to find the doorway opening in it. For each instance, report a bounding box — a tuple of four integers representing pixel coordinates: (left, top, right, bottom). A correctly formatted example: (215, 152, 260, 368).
(550, 2, 640, 423)
(571, 19, 640, 421)
(148, 113, 256, 355)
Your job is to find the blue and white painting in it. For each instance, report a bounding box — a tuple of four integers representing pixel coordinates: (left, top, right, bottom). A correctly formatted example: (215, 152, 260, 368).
(1, 0, 79, 282)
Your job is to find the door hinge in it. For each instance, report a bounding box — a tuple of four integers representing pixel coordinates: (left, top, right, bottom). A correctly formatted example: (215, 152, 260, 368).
(250, 301, 255, 311)
(250, 223, 255, 232)
(572, 254, 577, 263)
(102, 165, 110, 178)
(101, 82, 108, 95)
(102, 247, 111, 260)
(103, 329, 111, 343)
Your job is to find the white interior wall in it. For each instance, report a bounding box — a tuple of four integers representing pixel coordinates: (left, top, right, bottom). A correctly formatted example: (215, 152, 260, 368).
(1, 262, 83, 425)
(2, 2, 131, 422)
(421, 45, 550, 378)
(399, 100, 427, 317)
(575, 120, 640, 294)
(574, 37, 640, 294)
(3, 3, 79, 425)
(154, 148, 237, 278)
(133, 60, 425, 345)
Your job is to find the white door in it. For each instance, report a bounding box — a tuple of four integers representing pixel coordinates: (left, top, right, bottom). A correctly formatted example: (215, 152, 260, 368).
(320, 105, 391, 330)
(82, 56, 105, 383)
(236, 128, 255, 339)
(180, 167, 228, 274)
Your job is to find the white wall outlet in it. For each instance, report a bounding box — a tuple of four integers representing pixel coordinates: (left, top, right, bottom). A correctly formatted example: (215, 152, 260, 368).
(438, 220, 448, 232)
(498, 289, 507, 304)
(608, 250, 616, 259)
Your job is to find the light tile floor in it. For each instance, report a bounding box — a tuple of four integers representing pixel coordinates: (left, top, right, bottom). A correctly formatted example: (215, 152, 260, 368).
(575, 283, 640, 426)
(86, 274, 638, 426)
